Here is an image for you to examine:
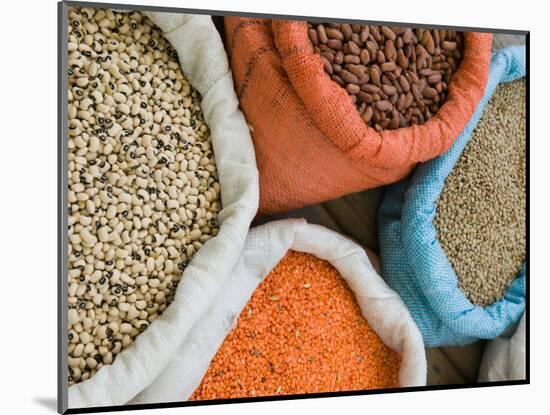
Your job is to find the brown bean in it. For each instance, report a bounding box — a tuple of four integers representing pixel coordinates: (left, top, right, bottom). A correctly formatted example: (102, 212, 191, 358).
(396, 37, 404, 49)
(392, 27, 406, 35)
(370, 26, 381, 42)
(366, 41, 378, 58)
(433, 30, 440, 47)
(343, 42, 351, 54)
(382, 84, 397, 96)
(393, 79, 403, 94)
(427, 73, 442, 84)
(397, 49, 408, 68)
(341, 24, 353, 40)
(326, 27, 344, 40)
(356, 74, 370, 85)
(417, 78, 426, 92)
(397, 93, 407, 111)
(322, 57, 333, 74)
(421, 31, 435, 54)
(402, 29, 414, 44)
(327, 39, 342, 49)
(357, 91, 373, 103)
(381, 26, 396, 41)
(361, 84, 382, 94)
(340, 69, 359, 84)
(422, 87, 438, 99)
(381, 73, 391, 83)
(308, 29, 319, 46)
(442, 41, 457, 51)
(347, 64, 366, 77)
(369, 66, 381, 86)
(348, 41, 361, 55)
(376, 100, 393, 111)
(403, 92, 413, 109)
(361, 106, 374, 123)
(345, 84, 361, 94)
(360, 49, 370, 65)
(317, 24, 328, 44)
(334, 50, 344, 64)
(344, 54, 361, 64)
(360, 27, 370, 43)
(381, 61, 396, 72)
(398, 75, 410, 92)
(321, 51, 334, 63)
(411, 83, 421, 100)
(416, 55, 426, 70)
(384, 40, 397, 61)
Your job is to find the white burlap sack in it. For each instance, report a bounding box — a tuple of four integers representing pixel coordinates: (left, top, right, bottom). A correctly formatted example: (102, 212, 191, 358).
(131, 219, 427, 404)
(478, 313, 526, 382)
(68, 12, 259, 409)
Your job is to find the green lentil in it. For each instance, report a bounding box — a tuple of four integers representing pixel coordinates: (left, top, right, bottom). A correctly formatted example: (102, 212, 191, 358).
(434, 79, 526, 306)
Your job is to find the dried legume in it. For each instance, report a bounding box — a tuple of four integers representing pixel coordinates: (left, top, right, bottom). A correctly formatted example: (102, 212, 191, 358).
(434, 80, 526, 306)
(308, 23, 464, 131)
(67, 7, 221, 385)
(190, 251, 400, 400)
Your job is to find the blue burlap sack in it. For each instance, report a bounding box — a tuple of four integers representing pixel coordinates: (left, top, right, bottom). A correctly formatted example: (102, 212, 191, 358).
(378, 46, 526, 347)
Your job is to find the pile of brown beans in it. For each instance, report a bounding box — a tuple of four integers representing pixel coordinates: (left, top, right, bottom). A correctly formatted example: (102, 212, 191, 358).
(308, 23, 464, 131)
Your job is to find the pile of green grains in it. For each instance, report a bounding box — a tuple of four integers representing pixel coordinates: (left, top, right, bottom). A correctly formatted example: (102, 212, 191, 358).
(67, 7, 221, 384)
(434, 79, 526, 306)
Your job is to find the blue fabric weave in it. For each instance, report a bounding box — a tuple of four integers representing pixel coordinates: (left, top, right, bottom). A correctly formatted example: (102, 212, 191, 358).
(378, 46, 527, 347)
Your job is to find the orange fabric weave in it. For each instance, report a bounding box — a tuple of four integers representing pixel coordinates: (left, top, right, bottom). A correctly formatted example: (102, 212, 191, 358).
(225, 18, 492, 215)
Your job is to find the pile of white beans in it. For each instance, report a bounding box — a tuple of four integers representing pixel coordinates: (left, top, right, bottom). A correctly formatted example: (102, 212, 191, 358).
(67, 7, 221, 384)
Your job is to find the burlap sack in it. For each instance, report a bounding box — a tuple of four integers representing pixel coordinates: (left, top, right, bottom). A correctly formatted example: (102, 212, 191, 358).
(225, 18, 492, 215)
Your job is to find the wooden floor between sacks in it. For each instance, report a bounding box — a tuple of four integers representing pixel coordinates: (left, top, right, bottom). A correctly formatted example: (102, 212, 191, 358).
(252, 33, 526, 385)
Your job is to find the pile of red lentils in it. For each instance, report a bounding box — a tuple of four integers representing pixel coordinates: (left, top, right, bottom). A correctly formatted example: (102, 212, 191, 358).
(190, 251, 400, 400)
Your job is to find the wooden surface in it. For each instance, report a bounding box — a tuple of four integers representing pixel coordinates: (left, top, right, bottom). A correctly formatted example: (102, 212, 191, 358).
(254, 33, 526, 386)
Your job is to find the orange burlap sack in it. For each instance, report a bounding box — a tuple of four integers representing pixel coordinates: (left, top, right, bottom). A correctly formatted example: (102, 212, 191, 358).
(225, 18, 492, 215)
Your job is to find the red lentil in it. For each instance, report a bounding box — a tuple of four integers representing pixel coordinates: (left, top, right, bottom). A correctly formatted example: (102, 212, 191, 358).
(189, 251, 400, 400)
